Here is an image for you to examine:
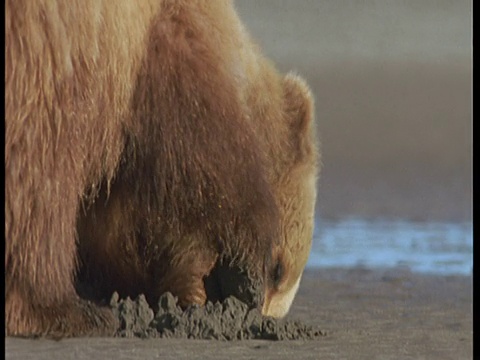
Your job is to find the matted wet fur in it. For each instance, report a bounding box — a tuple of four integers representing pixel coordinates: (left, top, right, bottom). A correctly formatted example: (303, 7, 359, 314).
(5, 0, 318, 338)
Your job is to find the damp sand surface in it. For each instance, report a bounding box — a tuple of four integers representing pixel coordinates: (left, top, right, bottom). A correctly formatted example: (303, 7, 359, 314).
(111, 292, 324, 340)
(6, 268, 472, 360)
(106, 259, 325, 340)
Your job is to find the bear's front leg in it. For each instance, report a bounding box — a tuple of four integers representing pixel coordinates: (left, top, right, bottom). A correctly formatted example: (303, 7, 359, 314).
(153, 243, 219, 308)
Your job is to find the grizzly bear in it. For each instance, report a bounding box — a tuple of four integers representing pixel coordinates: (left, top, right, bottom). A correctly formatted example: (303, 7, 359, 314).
(5, 0, 319, 338)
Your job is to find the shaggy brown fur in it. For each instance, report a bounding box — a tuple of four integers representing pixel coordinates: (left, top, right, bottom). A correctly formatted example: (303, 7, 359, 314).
(5, 0, 318, 338)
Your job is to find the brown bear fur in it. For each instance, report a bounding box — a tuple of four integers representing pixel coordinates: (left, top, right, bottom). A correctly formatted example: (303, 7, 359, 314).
(5, 0, 318, 338)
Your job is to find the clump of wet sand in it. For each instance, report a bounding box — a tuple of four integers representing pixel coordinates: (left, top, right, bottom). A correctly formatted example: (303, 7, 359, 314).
(110, 292, 326, 340)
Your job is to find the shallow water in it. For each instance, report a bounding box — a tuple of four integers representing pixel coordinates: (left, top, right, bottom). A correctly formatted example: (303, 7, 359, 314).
(308, 218, 473, 276)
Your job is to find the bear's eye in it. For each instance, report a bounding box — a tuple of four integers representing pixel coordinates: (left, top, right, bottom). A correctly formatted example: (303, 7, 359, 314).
(271, 260, 284, 289)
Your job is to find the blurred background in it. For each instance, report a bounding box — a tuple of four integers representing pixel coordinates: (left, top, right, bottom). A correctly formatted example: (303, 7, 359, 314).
(235, 0, 472, 274)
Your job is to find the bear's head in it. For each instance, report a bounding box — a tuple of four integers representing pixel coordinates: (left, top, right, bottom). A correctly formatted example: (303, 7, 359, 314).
(261, 73, 319, 318)
(203, 72, 318, 317)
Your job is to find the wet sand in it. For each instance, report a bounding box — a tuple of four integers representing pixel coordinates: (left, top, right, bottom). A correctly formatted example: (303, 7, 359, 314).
(6, 268, 472, 359)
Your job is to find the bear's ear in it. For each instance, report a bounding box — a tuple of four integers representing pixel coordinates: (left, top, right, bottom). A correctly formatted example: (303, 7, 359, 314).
(282, 73, 316, 163)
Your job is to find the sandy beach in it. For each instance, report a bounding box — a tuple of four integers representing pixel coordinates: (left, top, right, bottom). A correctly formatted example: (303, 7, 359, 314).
(5, 1, 472, 359)
(6, 268, 472, 359)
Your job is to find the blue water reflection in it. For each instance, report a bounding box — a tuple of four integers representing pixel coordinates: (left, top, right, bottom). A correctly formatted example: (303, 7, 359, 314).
(307, 219, 473, 275)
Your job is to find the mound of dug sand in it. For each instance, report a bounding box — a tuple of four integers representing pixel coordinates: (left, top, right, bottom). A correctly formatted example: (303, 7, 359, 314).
(110, 292, 326, 340)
